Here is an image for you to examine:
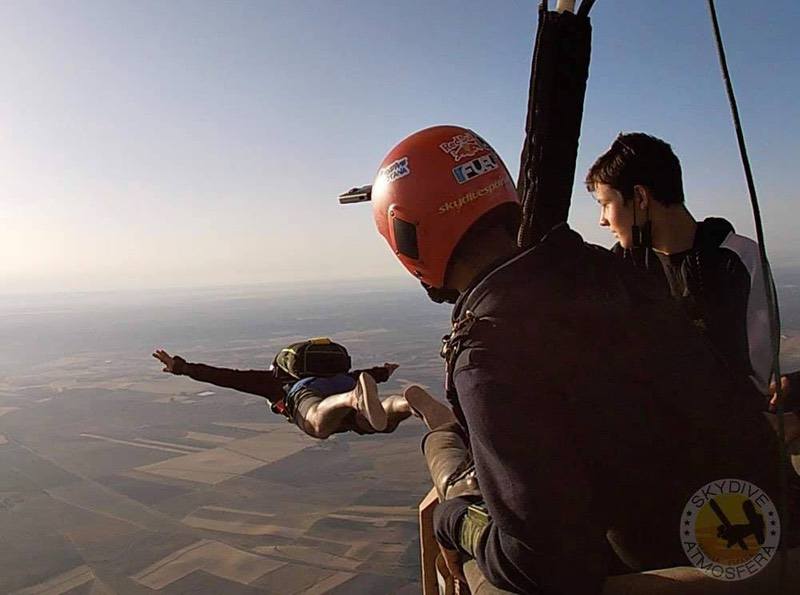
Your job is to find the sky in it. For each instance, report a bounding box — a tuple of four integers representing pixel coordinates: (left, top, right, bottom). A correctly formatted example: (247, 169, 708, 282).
(1, 0, 798, 295)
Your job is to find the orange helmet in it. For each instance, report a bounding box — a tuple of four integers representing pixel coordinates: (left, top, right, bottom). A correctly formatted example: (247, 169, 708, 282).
(372, 125, 519, 289)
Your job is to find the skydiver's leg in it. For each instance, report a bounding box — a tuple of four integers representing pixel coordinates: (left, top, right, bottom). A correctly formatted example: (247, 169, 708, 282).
(292, 373, 387, 439)
(292, 380, 454, 439)
(380, 394, 413, 432)
(354, 388, 456, 435)
(347, 402, 412, 435)
(292, 390, 351, 439)
(404, 385, 457, 430)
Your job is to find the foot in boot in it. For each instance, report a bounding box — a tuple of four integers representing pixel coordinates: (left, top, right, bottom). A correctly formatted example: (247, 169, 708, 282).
(355, 373, 387, 431)
(404, 385, 456, 430)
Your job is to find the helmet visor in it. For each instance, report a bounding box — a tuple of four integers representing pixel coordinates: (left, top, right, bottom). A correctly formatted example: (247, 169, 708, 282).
(393, 216, 419, 260)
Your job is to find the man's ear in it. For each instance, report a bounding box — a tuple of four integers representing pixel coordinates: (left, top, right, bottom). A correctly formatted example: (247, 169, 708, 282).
(633, 185, 650, 211)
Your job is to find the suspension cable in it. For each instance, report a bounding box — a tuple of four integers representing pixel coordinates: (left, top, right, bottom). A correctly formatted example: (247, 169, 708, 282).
(706, 0, 789, 580)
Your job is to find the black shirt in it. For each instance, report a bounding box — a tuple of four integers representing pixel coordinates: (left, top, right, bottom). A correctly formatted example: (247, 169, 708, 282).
(655, 249, 690, 299)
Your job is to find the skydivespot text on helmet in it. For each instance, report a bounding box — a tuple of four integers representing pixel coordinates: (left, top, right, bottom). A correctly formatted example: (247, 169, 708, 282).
(438, 178, 508, 215)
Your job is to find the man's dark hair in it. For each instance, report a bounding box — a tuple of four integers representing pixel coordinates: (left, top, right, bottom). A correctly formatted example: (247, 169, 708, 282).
(449, 202, 520, 264)
(439, 202, 521, 297)
(585, 133, 684, 205)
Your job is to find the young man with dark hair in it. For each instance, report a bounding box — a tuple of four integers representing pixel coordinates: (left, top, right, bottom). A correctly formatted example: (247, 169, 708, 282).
(587, 133, 799, 440)
(368, 125, 795, 593)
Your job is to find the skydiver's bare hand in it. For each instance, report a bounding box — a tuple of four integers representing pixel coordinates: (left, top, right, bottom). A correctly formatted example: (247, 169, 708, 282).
(768, 376, 791, 411)
(383, 363, 399, 378)
(152, 349, 176, 373)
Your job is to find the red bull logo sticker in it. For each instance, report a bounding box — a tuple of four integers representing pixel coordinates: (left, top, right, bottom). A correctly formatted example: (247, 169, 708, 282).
(680, 478, 780, 581)
(439, 132, 490, 162)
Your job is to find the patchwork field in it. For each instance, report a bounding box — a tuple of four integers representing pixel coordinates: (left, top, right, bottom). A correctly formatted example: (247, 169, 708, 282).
(0, 284, 449, 594)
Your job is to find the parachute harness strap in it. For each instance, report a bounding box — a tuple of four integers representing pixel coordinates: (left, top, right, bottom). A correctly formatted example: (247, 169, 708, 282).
(441, 311, 479, 390)
(707, 0, 789, 577)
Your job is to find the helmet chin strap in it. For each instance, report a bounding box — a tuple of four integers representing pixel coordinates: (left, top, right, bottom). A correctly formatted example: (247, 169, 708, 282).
(630, 192, 653, 268)
(630, 191, 652, 249)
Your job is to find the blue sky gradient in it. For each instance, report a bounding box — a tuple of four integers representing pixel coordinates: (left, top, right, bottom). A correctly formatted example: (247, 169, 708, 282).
(2, 1, 797, 293)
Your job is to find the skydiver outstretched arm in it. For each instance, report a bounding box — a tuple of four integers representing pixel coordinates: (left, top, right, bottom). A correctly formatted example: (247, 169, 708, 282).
(152, 349, 285, 403)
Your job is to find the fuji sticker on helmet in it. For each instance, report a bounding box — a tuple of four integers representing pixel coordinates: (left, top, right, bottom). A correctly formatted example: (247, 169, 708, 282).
(453, 153, 499, 184)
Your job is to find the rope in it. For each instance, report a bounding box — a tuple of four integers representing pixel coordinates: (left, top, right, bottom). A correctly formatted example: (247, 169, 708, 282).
(706, 0, 789, 580)
(577, 0, 596, 17)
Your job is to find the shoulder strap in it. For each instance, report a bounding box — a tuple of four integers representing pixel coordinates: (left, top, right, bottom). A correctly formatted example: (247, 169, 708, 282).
(441, 310, 499, 428)
(441, 310, 478, 428)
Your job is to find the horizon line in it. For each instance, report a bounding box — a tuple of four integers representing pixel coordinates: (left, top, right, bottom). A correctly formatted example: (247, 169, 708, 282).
(0, 274, 416, 300)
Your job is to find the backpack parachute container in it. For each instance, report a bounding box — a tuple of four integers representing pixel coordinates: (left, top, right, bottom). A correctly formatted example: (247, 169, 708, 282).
(273, 337, 351, 380)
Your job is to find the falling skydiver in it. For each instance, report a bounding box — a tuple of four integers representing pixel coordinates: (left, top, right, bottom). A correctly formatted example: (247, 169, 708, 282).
(152, 338, 454, 440)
